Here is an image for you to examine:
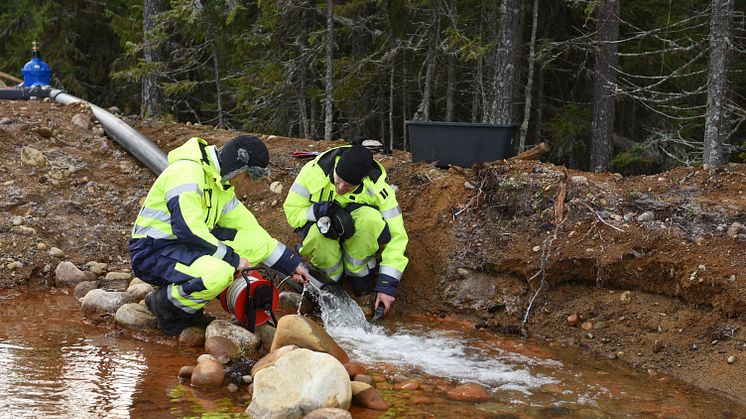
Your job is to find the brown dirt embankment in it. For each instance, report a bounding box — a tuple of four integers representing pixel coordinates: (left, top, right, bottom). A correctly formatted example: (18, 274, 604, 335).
(1, 99, 745, 404)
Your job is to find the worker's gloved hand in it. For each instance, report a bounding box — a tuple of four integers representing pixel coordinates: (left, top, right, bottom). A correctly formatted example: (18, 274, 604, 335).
(312, 201, 340, 220)
(316, 204, 355, 240)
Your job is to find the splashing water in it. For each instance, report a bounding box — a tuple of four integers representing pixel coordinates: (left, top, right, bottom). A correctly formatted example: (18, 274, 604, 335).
(299, 283, 558, 393)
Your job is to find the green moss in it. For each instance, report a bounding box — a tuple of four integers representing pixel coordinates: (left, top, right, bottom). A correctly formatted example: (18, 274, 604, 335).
(545, 104, 592, 170)
(610, 146, 659, 176)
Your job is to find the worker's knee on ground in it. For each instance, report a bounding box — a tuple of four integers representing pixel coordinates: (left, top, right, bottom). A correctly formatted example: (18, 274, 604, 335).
(349, 206, 385, 237)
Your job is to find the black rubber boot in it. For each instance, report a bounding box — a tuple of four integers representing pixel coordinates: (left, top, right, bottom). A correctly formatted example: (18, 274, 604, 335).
(347, 274, 375, 297)
(145, 287, 214, 336)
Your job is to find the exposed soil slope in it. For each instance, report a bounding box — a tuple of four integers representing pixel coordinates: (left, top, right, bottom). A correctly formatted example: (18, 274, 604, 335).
(1, 99, 744, 403)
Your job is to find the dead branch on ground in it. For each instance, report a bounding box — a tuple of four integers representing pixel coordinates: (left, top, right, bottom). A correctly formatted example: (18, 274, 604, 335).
(510, 142, 549, 161)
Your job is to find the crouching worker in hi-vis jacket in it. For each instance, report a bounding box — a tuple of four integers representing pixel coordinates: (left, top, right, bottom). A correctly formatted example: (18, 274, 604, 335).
(130, 135, 310, 336)
(283, 145, 408, 317)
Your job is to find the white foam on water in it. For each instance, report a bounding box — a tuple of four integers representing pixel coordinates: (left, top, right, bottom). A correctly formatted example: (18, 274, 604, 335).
(304, 284, 558, 393)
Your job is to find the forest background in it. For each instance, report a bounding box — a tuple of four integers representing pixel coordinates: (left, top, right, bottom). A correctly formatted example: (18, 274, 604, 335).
(1, 0, 744, 174)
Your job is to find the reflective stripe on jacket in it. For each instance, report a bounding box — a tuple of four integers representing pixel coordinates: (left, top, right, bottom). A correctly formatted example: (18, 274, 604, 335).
(283, 146, 408, 279)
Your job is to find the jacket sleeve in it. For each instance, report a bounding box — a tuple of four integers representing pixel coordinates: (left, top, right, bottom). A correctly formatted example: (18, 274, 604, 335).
(283, 162, 318, 229)
(163, 160, 240, 267)
(376, 183, 409, 291)
(218, 194, 301, 276)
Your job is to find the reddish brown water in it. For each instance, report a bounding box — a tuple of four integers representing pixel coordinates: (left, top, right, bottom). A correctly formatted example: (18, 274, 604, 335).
(1, 287, 744, 418)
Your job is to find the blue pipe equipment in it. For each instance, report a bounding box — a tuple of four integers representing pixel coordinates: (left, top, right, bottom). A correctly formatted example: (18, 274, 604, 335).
(21, 42, 52, 87)
(4, 44, 168, 175)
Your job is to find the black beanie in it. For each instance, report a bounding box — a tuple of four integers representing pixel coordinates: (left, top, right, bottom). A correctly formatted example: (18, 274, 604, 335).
(335, 145, 373, 185)
(218, 135, 270, 179)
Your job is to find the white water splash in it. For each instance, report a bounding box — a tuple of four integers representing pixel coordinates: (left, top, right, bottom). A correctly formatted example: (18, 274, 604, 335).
(303, 284, 558, 393)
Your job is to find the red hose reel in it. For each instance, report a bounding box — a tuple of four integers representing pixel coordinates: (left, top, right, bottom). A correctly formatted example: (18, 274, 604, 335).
(218, 268, 279, 333)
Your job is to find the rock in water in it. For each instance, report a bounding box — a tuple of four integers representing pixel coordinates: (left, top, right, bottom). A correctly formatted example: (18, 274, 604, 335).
(191, 359, 225, 387)
(81, 289, 137, 321)
(73, 281, 98, 299)
(303, 407, 352, 419)
(255, 323, 276, 354)
(115, 303, 157, 331)
(446, 383, 490, 402)
(205, 320, 261, 355)
(179, 327, 206, 348)
(248, 348, 351, 419)
(303, 408, 352, 419)
(270, 315, 349, 364)
(251, 345, 298, 376)
(205, 336, 240, 363)
(351, 381, 388, 410)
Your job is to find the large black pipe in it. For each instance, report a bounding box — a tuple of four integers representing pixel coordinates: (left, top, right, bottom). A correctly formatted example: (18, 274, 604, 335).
(47, 88, 168, 175)
(0, 87, 46, 100)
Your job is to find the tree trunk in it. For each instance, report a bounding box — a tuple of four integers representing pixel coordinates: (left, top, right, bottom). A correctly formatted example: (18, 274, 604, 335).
(475, 57, 485, 122)
(533, 66, 544, 145)
(208, 23, 225, 129)
(518, 0, 539, 152)
(324, 0, 334, 141)
(490, 0, 522, 124)
(297, 2, 311, 139)
(446, 52, 455, 122)
(703, 0, 735, 166)
(142, 0, 167, 117)
(590, 0, 620, 172)
(414, 9, 439, 121)
(402, 56, 409, 151)
(389, 53, 395, 151)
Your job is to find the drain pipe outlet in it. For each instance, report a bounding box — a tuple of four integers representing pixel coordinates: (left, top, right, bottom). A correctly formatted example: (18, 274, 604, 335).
(48, 88, 168, 175)
(0, 87, 46, 100)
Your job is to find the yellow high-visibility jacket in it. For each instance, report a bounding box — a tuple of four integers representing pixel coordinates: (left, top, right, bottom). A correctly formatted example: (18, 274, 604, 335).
(131, 137, 298, 274)
(283, 146, 408, 283)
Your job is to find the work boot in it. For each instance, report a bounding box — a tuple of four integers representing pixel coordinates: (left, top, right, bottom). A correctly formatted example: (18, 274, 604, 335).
(145, 287, 213, 336)
(347, 274, 375, 297)
(192, 310, 216, 329)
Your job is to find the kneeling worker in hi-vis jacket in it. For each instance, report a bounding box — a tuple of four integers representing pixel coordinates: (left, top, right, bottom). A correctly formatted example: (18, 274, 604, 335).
(129, 135, 310, 336)
(283, 145, 408, 317)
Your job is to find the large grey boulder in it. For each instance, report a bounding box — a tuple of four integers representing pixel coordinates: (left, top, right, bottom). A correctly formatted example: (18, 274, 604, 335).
(255, 323, 276, 354)
(81, 289, 137, 321)
(115, 303, 158, 331)
(126, 282, 153, 302)
(205, 320, 261, 355)
(73, 281, 99, 299)
(248, 348, 351, 419)
(55, 261, 88, 288)
(270, 315, 349, 364)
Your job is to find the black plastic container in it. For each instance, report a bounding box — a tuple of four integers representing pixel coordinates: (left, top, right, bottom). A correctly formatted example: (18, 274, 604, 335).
(407, 121, 518, 167)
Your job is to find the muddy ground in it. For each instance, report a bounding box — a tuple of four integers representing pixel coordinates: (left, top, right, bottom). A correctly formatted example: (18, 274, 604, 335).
(1, 99, 745, 405)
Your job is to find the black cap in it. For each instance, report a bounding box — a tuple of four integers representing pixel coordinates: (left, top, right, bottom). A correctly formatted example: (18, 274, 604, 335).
(335, 145, 373, 185)
(218, 135, 270, 180)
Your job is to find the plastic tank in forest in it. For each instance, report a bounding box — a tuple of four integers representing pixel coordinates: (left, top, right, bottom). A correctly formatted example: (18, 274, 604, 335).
(407, 121, 518, 168)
